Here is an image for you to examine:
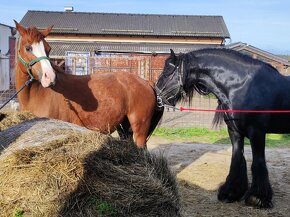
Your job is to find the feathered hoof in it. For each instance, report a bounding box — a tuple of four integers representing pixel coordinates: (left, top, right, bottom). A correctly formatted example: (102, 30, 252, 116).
(218, 183, 246, 203)
(245, 195, 273, 209)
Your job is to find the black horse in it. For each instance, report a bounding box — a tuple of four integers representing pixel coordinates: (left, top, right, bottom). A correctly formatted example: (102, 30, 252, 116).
(155, 48, 290, 208)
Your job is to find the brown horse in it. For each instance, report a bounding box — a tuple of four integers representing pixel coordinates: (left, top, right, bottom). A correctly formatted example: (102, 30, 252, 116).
(14, 21, 163, 148)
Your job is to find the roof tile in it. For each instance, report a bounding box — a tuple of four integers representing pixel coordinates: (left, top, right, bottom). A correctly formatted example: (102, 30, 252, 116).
(20, 10, 230, 38)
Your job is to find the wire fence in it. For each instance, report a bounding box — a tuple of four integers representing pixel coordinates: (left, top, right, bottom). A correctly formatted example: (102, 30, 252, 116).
(159, 96, 225, 129)
(63, 53, 165, 82)
(1, 54, 223, 129)
(0, 56, 17, 111)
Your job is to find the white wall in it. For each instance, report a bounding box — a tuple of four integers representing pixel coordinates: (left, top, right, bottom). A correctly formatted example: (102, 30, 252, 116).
(0, 24, 12, 91)
(0, 24, 11, 55)
(0, 56, 10, 91)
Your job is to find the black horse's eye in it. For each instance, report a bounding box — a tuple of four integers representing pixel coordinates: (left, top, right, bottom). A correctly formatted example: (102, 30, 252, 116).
(25, 45, 33, 53)
(164, 62, 176, 77)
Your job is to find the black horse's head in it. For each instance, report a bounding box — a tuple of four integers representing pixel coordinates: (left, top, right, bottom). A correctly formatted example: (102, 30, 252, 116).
(155, 49, 212, 106)
(155, 50, 186, 106)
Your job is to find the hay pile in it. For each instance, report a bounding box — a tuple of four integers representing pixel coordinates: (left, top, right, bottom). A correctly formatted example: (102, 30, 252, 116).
(0, 111, 36, 131)
(0, 112, 181, 217)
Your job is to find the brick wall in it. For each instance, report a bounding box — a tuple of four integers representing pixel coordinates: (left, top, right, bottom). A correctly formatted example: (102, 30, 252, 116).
(65, 53, 168, 82)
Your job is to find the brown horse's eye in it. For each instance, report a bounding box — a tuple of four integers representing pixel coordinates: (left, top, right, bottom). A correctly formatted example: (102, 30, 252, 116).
(25, 45, 33, 53)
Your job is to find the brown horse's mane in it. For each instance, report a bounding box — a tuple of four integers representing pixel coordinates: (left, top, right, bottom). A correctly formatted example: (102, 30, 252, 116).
(26, 26, 45, 43)
(51, 62, 65, 74)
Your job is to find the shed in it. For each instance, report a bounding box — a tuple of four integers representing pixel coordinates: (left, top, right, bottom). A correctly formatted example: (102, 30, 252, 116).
(20, 10, 230, 79)
(227, 42, 290, 75)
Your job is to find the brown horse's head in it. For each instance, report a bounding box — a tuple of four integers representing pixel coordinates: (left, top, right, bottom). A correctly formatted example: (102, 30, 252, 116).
(15, 21, 56, 88)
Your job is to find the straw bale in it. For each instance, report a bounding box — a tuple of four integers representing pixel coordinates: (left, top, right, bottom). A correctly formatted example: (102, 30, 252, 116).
(0, 113, 181, 217)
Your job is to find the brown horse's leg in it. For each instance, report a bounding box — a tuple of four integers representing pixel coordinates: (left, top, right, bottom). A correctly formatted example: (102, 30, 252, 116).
(129, 118, 151, 149)
(134, 135, 147, 149)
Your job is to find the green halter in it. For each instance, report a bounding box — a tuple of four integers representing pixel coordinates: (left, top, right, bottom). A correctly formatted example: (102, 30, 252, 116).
(1, 37, 50, 111)
(18, 36, 50, 80)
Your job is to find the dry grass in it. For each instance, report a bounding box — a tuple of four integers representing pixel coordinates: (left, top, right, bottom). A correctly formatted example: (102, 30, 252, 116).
(0, 112, 181, 217)
(0, 111, 36, 131)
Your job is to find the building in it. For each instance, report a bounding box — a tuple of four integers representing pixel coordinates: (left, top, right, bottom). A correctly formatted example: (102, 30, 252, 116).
(226, 42, 290, 75)
(0, 23, 17, 91)
(20, 10, 230, 80)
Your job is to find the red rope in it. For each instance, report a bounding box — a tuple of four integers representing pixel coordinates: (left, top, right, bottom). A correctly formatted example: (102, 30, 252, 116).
(179, 106, 290, 113)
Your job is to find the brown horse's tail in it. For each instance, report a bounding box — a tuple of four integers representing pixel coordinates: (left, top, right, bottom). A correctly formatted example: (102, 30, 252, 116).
(146, 87, 164, 142)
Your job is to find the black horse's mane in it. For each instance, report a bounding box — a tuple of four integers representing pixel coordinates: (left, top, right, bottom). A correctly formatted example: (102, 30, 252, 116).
(180, 48, 280, 99)
(190, 48, 278, 71)
(179, 48, 280, 127)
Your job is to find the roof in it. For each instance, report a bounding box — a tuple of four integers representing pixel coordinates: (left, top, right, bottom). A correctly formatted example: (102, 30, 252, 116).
(227, 42, 290, 66)
(0, 23, 14, 28)
(20, 10, 230, 38)
(48, 41, 222, 56)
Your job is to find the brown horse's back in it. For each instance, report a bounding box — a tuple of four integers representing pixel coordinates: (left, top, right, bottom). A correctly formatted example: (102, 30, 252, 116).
(88, 72, 156, 109)
(90, 72, 157, 125)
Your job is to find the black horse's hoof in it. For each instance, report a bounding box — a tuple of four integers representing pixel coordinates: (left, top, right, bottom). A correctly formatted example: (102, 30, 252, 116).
(0, 113, 6, 122)
(243, 182, 273, 209)
(218, 183, 247, 203)
(245, 195, 273, 209)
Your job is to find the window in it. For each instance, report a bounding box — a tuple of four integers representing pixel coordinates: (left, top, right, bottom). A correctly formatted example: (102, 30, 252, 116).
(65, 51, 90, 75)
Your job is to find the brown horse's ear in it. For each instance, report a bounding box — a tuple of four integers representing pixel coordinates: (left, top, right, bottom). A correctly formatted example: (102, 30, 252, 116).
(14, 20, 27, 36)
(41, 25, 53, 37)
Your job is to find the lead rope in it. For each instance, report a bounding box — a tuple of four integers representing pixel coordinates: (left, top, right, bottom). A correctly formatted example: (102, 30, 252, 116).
(0, 78, 33, 111)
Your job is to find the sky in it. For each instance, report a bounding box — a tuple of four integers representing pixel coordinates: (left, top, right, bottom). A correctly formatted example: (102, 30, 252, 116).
(1, 0, 290, 55)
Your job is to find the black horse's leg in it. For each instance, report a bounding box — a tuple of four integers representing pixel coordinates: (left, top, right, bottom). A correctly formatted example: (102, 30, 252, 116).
(244, 129, 273, 208)
(218, 126, 248, 202)
(116, 116, 133, 141)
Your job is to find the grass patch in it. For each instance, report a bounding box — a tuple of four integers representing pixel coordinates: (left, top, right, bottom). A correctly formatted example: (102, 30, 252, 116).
(14, 209, 24, 217)
(153, 128, 229, 144)
(95, 199, 117, 217)
(153, 128, 290, 147)
(265, 134, 290, 147)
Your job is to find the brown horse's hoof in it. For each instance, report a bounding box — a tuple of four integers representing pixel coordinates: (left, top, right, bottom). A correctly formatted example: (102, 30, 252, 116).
(245, 195, 273, 209)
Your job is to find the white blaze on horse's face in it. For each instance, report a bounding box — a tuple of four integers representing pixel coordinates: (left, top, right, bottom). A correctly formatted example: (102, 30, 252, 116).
(31, 41, 56, 88)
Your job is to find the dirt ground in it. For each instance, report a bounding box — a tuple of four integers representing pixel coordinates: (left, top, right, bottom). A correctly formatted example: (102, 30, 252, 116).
(148, 137, 290, 217)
